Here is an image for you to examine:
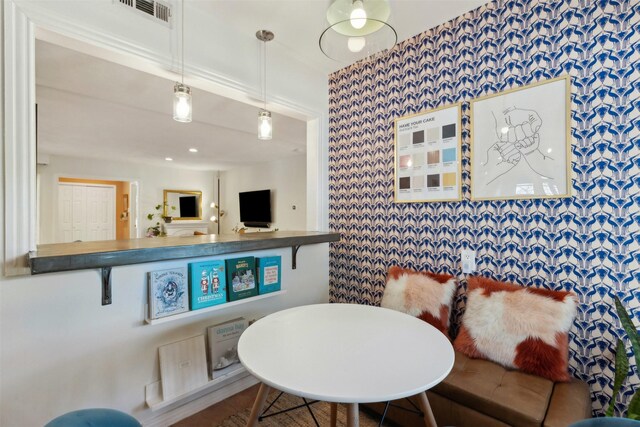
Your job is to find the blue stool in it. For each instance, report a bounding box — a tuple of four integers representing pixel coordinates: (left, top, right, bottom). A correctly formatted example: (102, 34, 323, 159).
(569, 418, 640, 427)
(45, 408, 141, 427)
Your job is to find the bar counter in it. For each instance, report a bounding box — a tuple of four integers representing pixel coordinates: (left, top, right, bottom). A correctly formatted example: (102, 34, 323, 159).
(29, 230, 340, 274)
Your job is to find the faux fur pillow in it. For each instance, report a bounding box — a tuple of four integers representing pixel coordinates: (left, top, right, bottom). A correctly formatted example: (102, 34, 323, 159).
(381, 266, 456, 337)
(454, 276, 577, 382)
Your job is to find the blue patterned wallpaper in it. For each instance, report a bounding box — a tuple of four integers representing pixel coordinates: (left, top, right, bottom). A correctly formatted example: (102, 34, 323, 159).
(328, 0, 639, 416)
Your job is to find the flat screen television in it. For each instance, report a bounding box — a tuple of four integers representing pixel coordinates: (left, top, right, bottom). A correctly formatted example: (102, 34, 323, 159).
(179, 195, 198, 218)
(239, 189, 272, 228)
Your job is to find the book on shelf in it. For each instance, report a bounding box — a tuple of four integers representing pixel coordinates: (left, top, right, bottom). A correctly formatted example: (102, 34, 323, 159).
(188, 260, 227, 310)
(256, 256, 281, 294)
(225, 257, 258, 301)
(158, 334, 209, 401)
(148, 267, 189, 320)
(207, 317, 248, 376)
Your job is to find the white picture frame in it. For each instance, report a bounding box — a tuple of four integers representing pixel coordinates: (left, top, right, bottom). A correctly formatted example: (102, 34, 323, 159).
(394, 103, 462, 203)
(470, 75, 571, 201)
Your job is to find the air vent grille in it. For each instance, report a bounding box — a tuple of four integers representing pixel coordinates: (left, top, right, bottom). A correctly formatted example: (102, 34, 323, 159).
(136, 0, 154, 16)
(155, 2, 170, 23)
(115, 0, 171, 27)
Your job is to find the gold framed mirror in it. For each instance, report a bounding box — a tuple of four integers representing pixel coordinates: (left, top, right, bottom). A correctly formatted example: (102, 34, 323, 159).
(163, 190, 202, 220)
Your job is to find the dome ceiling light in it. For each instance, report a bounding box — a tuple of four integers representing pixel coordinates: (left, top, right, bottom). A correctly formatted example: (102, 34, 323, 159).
(319, 0, 397, 63)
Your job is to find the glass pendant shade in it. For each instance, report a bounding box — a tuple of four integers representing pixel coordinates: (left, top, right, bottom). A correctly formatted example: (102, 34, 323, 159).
(258, 110, 272, 140)
(173, 83, 192, 123)
(256, 30, 274, 141)
(320, 0, 396, 63)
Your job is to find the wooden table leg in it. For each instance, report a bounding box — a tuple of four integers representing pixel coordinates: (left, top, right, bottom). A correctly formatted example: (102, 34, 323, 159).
(346, 403, 359, 427)
(330, 402, 338, 427)
(417, 391, 437, 427)
(246, 383, 271, 427)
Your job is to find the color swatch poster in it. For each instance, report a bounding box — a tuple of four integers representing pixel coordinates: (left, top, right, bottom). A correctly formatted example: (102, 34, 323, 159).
(394, 103, 462, 202)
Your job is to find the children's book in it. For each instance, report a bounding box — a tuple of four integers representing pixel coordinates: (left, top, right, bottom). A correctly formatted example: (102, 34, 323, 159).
(148, 267, 189, 319)
(207, 318, 248, 376)
(256, 256, 281, 294)
(158, 335, 208, 400)
(188, 260, 227, 310)
(225, 257, 257, 301)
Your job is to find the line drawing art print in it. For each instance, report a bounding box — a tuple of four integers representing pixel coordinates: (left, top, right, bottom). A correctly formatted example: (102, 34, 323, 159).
(470, 76, 571, 200)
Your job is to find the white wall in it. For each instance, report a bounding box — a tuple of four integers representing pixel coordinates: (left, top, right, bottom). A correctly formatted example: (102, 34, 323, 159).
(0, 246, 330, 427)
(37, 154, 218, 243)
(1, 2, 330, 426)
(220, 155, 307, 233)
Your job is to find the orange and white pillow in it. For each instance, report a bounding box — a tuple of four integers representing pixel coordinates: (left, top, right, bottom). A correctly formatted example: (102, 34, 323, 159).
(454, 276, 577, 382)
(381, 266, 456, 337)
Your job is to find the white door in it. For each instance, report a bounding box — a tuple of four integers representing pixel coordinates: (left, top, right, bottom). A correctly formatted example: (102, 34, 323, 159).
(57, 183, 115, 242)
(71, 185, 86, 242)
(86, 186, 115, 241)
(58, 184, 76, 242)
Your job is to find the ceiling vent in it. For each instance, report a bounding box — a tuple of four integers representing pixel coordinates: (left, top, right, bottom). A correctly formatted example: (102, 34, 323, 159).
(115, 0, 172, 27)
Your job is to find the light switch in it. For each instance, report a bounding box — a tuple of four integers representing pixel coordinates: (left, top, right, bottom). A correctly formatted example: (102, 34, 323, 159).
(461, 250, 476, 274)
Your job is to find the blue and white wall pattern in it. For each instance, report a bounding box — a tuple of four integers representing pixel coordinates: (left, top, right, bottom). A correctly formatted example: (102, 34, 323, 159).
(328, 0, 639, 416)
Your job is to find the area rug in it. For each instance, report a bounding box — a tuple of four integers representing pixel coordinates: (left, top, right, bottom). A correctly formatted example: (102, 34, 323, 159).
(215, 391, 381, 427)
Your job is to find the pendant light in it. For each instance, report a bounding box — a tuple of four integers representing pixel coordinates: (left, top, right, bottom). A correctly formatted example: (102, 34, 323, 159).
(256, 30, 274, 140)
(173, 0, 192, 123)
(319, 0, 397, 63)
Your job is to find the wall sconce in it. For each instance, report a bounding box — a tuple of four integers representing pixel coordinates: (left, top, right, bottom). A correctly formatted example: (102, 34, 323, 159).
(210, 202, 225, 234)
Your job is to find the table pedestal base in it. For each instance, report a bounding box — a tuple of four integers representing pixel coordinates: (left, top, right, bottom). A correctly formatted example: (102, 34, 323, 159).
(246, 385, 438, 427)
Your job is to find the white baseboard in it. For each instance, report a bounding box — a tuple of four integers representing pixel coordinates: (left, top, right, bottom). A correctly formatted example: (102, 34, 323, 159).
(142, 373, 259, 427)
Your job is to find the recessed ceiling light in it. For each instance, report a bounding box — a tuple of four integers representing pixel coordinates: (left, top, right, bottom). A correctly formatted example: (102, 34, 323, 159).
(189, 148, 198, 153)
(165, 157, 173, 161)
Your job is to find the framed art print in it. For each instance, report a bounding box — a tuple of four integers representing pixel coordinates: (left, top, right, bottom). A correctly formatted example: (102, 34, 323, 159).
(394, 103, 462, 203)
(470, 75, 571, 201)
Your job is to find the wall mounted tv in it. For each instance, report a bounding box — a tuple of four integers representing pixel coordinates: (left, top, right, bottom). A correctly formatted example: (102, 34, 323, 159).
(239, 189, 272, 228)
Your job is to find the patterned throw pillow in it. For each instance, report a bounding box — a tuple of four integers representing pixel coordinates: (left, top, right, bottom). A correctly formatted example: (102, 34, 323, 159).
(381, 266, 456, 337)
(454, 276, 577, 382)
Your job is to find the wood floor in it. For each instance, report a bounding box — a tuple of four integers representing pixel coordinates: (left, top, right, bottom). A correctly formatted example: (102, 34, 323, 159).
(172, 384, 261, 427)
(172, 385, 401, 427)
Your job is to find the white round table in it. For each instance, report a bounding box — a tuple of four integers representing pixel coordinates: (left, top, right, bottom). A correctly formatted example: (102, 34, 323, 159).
(238, 303, 454, 427)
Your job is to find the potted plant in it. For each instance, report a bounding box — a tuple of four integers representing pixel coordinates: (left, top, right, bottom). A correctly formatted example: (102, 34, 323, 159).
(607, 296, 640, 419)
(146, 202, 176, 237)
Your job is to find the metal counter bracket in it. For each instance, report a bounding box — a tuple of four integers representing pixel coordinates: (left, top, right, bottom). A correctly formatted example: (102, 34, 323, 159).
(102, 267, 112, 305)
(292, 245, 301, 270)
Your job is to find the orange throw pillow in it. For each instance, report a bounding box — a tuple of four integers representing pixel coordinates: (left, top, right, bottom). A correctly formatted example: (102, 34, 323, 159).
(454, 276, 577, 382)
(381, 266, 456, 337)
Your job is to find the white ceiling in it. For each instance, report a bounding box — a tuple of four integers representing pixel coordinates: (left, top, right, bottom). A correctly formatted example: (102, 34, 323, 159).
(192, 1, 489, 75)
(35, 0, 488, 171)
(36, 40, 308, 171)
